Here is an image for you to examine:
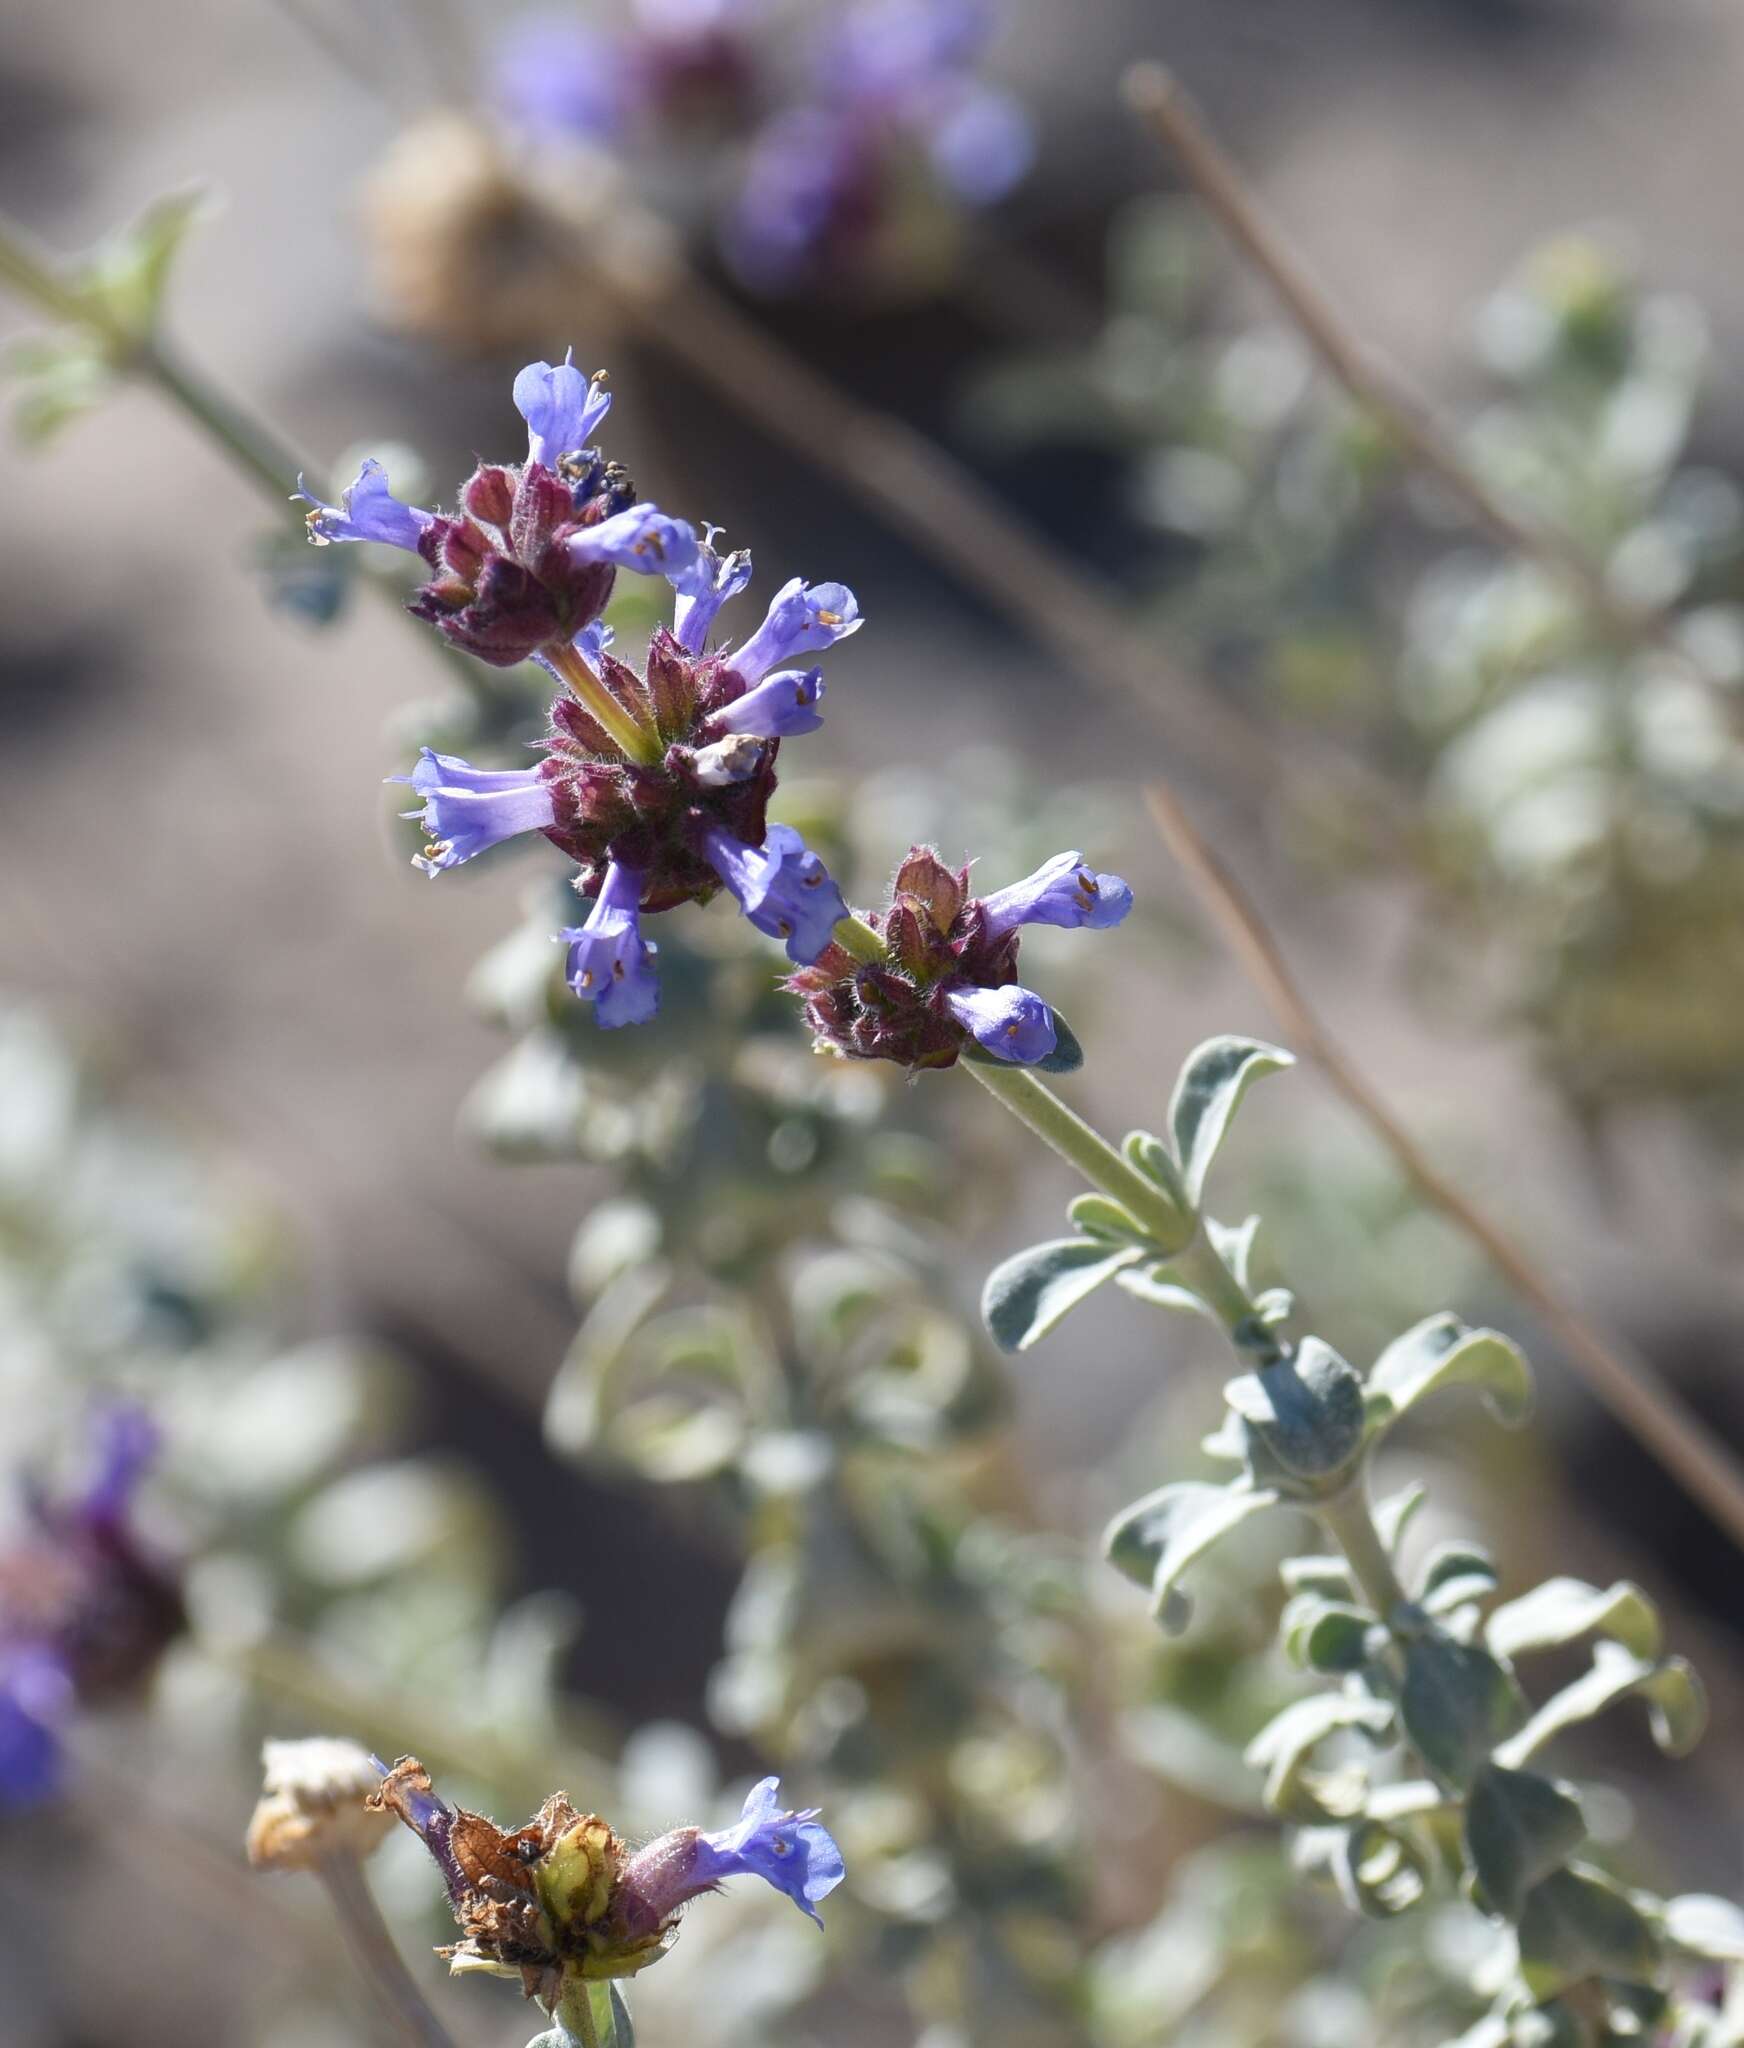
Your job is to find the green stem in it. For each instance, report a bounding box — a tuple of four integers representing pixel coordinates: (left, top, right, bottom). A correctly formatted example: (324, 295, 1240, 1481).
(140, 336, 308, 502)
(830, 912, 888, 964)
(0, 208, 490, 702)
(316, 1849, 458, 2048)
(552, 1977, 610, 2047)
(1314, 1476, 1409, 1619)
(1163, 1230, 1286, 1367)
(962, 1060, 1193, 1249)
(545, 639, 663, 766)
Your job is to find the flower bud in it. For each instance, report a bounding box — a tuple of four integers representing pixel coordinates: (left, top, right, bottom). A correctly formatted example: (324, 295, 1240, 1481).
(246, 1737, 395, 1871)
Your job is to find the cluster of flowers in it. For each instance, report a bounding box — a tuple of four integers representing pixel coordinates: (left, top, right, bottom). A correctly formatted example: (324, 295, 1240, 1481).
(0, 1408, 181, 1806)
(303, 353, 1130, 1063)
(494, 0, 1034, 290)
(372, 1755, 842, 1996)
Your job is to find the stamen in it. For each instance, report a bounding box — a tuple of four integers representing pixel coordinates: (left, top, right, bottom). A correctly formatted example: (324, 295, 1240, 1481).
(579, 969, 595, 989)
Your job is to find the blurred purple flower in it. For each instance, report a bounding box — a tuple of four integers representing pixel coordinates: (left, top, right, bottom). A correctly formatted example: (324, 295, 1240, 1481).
(0, 1404, 179, 1809)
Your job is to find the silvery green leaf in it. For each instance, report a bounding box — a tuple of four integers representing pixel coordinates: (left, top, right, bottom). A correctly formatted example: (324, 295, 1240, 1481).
(1442, 2017, 1515, 2048)
(1495, 1641, 1707, 1768)
(981, 1237, 1144, 1352)
(79, 185, 212, 340)
(1245, 1690, 1395, 1821)
(1366, 1313, 1534, 1432)
(1464, 1763, 1587, 1919)
(1516, 1865, 1663, 2001)
(1365, 1778, 1452, 1822)
(1398, 1630, 1527, 1787)
(1254, 1286, 1294, 1324)
(1374, 1482, 1428, 1555)
(1206, 1213, 1262, 1289)
(1418, 1543, 1500, 1615)
(1102, 1478, 1280, 1631)
(1067, 1193, 1150, 1243)
(1663, 1894, 1744, 1963)
(1484, 1577, 1662, 1663)
(1330, 1817, 1433, 1917)
(1168, 1035, 1295, 1204)
(1117, 1262, 1220, 1319)
(1282, 1595, 1375, 1673)
(544, 1263, 675, 1460)
(1121, 1128, 1190, 1209)
(1225, 1339, 1366, 1482)
(1281, 1552, 1356, 1599)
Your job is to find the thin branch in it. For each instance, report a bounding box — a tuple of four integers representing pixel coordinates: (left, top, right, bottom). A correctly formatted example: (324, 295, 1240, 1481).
(317, 1850, 460, 2048)
(1123, 62, 1704, 675)
(1142, 778, 1744, 1558)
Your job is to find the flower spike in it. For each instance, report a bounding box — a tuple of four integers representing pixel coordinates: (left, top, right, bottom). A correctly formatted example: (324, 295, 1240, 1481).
(788, 843, 1133, 1071)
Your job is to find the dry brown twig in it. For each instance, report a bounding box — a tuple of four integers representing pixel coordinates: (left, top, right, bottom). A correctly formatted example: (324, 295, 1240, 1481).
(1142, 779, 1744, 1558)
(1122, 61, 1714, 685)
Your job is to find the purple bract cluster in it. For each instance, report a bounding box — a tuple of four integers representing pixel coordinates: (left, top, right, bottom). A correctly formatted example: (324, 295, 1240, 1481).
(0, 1407, 181, 1807)
(492, 0, 1033, 291)
(305, 353, 1132, 1060)
(790, 844, 1132, 1070)
(299, 354, 859, 1028)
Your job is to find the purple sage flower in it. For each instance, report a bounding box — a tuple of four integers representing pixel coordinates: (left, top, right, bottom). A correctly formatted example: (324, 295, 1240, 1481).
(559, 862, 660, 1026)
(295, 459, 435, 551)
(514, 353, 614, 468)
(708, 666, 825, 739)
(944, 980, 1057, 1063)
(392, 748, 557, 877)
(978, 851, 1135, 939)
(729, 577, 862, 685)
(617, 1776, 845, 1933)
(702, 822, 848, 964)
(671, 529, 754, 654)
(566, 503, 700, 576)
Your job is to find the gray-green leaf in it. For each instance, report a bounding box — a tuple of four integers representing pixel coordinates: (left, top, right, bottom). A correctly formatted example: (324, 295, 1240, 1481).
(1225, 1339, 1366, 1483)
(1495, 1641, 1706, 1768)
(981, 1237, 1143, 1352)
(1484, 1577, 1662, 1664)
(1366, 1313, 1534, 1433)
(1168, 1035, 1294, 1204)
(1516, 1865, 1663, 1999)
(1464, 1763, 1587, 1919)
(1102, 1478, 1280, 1631)
(1663, 1893, 1744, 1964)
(1245, 1688, 1395, 1820)
(1398, 1630, 1526, 1787)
